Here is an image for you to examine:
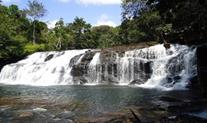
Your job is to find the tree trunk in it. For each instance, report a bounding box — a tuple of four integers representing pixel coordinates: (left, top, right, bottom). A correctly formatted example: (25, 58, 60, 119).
(161, 32, 171, 49)
(32, 21, 36, 44)
(56, 37, 62, 50)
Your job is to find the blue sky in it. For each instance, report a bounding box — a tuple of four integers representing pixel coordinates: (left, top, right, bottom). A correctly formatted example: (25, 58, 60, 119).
(2, 0, 122, 28)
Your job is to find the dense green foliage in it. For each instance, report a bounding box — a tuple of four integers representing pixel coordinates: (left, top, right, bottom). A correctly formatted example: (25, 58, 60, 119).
(121, 0, 207, 44)
(0, 1, 122, 62)
(0, 0, 206, 62)
(0, 4, 29, 60)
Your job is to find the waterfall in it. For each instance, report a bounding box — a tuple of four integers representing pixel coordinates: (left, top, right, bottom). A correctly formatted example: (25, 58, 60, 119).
(137, 44, 197, 90)
(0, 50, 88, 86)
(87, 52, 101, 85)
(0, 44, 197, 90)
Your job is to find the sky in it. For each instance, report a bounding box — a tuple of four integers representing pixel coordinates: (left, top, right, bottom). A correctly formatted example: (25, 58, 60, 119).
(1, 0, 122, 28)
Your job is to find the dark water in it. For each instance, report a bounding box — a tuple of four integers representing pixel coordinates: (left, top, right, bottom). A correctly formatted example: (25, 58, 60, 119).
(0, 84, 197, 122)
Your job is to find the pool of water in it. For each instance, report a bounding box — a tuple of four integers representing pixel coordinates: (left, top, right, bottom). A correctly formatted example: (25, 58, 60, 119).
(0, 85, 162, 114)
(0, 84, 197, 122)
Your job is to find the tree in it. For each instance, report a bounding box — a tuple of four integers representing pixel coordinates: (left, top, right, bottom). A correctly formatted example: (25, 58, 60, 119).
(67, 17, 92, 49)
(91, 25, 119, 48)
(53, 18, 73, 50)
(147, 0, 207, 44)
(121, 0, 164, 43)
(121, 0, 147, 21)
(0, 33, 24, 60)
(0, 4, 31, 60)
(25, 0, 46, 44)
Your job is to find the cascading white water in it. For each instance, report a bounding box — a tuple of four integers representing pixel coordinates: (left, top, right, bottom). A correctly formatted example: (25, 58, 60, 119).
(0, 50, 88, 86)
(0, 44, 197, 90)
(87, 52, 101, 85)
(86, 44, 197, 89)
(137, 44, 197, 90)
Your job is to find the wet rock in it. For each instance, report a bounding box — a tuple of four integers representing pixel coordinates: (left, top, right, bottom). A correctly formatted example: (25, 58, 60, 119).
(33, 108, 47, 112)
(51, 119, 73, 123)
(100, 50, 118, 63)
(81, 50, 96, 62)
(174, 76, 181, 81)
(134, 60, 152, 81)
(143, 61, 152, 74)
(0, 110, 14, 119)
(71, 65, 86, 77)
(19, 112, 34, 118)
(106, 79, 119, 85)
(80, 78, 88, 85)
(72, 76, 88, 84)
(70, 50, 96, 78)
(166, 77, 173, 83)
(166, 50, 173, 55)
(0, 105, 11, 112)
(130, 79, 145, 85)
(168, 115, 177, 120)
(167, 53, 185, 76)
(164, 43, 171, 49)
(45, 54, 54, 62)
(56, 52, 65, 57)
(166, 76, 181, 86)
(53, 118, 61, 122)
(55, 111, 75, 120)
(69, 54, 83, 67)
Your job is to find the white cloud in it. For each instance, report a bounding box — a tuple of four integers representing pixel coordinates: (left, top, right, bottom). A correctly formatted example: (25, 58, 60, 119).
(46, 20, 58, 29)
(95, 14, 117, 27)
(77, 0, 121, 5)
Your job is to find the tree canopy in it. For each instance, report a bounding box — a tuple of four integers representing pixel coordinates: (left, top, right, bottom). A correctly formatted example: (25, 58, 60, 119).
(120, 0, 207, 44)
(0, 0, 206, 62)
(25, 0, 46, 44)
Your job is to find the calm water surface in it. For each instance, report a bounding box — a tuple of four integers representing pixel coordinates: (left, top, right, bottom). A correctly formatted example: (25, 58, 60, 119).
(0, 84, 195, 119)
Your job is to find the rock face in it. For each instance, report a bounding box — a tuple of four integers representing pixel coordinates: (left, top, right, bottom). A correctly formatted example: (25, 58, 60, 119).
(197, 44, 207, 96)
(70, 50, 96, 84)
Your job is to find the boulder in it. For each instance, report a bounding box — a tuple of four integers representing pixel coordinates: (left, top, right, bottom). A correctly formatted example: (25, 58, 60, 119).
(164, 43, 171, 49)
(45, 54, 54, 62)
(55, 111, 75, 120)
(69, 54, 83, 67)
(130, 79, 145, 85)
(19, 112, 33, 118)
(72, 76, 87, 85)
(70, 65, 86, 77)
